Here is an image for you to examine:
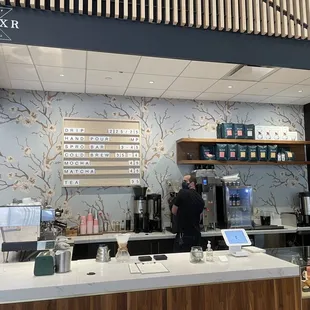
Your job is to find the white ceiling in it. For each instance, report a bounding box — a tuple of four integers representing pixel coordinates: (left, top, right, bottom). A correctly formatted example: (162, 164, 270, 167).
(1, 44, 310, 105)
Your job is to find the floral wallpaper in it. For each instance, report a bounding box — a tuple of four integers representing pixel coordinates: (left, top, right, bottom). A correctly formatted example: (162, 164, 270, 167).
(0, 89, 307, 227)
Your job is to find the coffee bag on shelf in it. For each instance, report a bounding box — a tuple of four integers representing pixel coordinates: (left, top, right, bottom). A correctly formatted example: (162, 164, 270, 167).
(244, 124, 255, 140)
(268, 145, 278, 162)
(234, 124, 245, 139)
(216, 144, 228, 161)
(237, 145, 248, 161)
(227, 144, 237, 160)
(248, 145, 258, 161)
(257, 145, 268, 161)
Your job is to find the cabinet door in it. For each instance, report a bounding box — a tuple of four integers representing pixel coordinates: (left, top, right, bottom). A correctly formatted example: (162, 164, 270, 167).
(158, 239, 175, 254)
(128, 240, 153, 255)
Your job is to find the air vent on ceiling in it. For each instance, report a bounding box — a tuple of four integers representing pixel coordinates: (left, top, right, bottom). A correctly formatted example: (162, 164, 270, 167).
(223, 65, 276, 82)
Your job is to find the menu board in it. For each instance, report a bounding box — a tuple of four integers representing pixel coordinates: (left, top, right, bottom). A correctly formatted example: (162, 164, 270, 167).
(62, 118, 141, 187)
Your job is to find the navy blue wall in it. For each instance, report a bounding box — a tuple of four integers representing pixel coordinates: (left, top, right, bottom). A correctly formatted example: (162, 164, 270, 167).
(3, 6, 310, 69)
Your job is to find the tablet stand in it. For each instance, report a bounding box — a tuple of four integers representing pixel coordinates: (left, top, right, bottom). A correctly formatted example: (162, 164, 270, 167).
(229, 245, 248, 257)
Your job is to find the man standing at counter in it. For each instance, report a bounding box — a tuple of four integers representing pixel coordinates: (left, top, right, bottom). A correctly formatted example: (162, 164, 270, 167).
(172, 175, 204, 252)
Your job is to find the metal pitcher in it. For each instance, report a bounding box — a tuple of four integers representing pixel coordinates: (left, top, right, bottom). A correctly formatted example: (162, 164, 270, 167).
(96, 244, 111, 262)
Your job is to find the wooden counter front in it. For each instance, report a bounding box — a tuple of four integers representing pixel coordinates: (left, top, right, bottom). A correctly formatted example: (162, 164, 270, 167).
(0, 277, 301, 310)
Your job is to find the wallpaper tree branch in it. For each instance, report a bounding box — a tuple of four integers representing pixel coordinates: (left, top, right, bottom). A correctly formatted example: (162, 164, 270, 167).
(0, 89, 307, 224)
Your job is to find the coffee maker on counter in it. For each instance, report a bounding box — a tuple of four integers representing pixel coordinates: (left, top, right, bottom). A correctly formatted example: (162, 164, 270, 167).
(133, 186, 162, 233)
(133, 186, 147, 233)
(146, 194, 162, 232)
(192, 169, 221, 231)
(298, 192, 310, 226)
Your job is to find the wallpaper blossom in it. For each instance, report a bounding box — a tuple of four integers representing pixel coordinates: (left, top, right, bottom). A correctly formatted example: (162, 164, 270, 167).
(0, 89, 307, 226)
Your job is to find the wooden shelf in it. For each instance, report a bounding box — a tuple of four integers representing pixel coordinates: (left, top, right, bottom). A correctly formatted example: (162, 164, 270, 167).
(178, 160, 310, 165)
(176, 138, 310, 166)
(177, 138, 310, 145)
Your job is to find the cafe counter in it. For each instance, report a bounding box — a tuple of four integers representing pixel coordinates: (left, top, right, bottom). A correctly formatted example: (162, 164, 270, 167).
(0, 250, 301, 310)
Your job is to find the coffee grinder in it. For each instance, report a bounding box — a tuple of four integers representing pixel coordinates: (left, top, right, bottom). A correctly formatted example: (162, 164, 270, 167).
(133, 186, 147, 233)
(146, 194, 162, 232)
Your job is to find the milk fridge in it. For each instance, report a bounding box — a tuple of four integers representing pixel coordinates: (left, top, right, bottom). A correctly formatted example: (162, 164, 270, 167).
(216, 183, 253, 229)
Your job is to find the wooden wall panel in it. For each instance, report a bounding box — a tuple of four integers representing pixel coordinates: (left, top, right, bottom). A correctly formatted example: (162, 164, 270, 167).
(303, 298, 310, 310)
(253, 0, 260, 34)
(247, 0, 254, 33)
(0, 0, 5, 5)
(165, 0, 170, 24)
(19, 0, 25, 6)
(97, 0, 102, 15)
(181, 0, 186, 25)
(69, 0, 74, 12)
(196, 0, 202, 28)
(132, 0, 137, 20)
(210, 0, 217, 29)
(149, 0, 154, 22)
(300, 0, 308, 39)
(225, 0, 232, 30)
(88, 0, 92, 15)
(218, 0, 224, 30)
(124, 0, 128, 19)
(203, 0, 209, 28)
(173, 0, 178, 25)
(232, 0, 239, 32)
(188, 0, 194, 27)
(260, 0, 268, 35)
(239, 0, 246, 33)
(50, 0, 55, 10)
(267, 0, 275, 36)
(157, 0, 162, 23)
(106, 0, 111, 17)
(115, 0, 120, 18)
(307, 0, 310, 39)
(140, 0, 145, 21)
(60, 0, 65, 11)
(0, 277, 301, 310)
(293, 0, 302, 38)
(287, 0, 295, 38)
(281, 0, 288, 37)
(274, 0, 281, 36)
(78, 0, 83, 14)
(30, 0, 35, 8)
(128, 289, 167, 310)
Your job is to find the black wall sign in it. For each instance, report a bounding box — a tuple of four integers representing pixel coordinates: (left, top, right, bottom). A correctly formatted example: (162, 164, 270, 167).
(2, 6, 310, 70)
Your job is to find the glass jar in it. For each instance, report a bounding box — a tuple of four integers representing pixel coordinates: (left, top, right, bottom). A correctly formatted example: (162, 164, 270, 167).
(190, 246, 204, 263)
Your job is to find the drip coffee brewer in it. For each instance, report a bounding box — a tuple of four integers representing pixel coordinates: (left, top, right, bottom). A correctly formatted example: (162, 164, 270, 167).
(133, 186, 147, 233)
(115, 233, 130, 262)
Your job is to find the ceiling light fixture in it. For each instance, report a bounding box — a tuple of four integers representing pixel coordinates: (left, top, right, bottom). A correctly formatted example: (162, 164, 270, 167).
(60, 74, 64, 77)
(149, 81, 154, 84)
(228, 85, 233, 89)
(298, 90, 303, 93)
(105, 77, 112, 80)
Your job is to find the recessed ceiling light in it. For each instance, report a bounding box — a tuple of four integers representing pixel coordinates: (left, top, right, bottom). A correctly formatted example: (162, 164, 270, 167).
(60, 74, 64, 77)
(105, 76, 112, 80)
(149, 81, 154, 84)
(298, 90, 303, 93)
(228, 85, 233, 89)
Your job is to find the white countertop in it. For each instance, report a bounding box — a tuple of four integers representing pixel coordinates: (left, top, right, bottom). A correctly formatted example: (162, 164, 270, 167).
(72, 225, 304, 244)
(0, 251, 299, 304)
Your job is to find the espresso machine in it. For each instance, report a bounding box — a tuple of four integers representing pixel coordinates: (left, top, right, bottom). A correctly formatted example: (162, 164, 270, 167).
(192, 169, 221, 231)
(133, 186, 147, 233)
(146, 194, 162, 232)
(298, 192, 310, 226)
